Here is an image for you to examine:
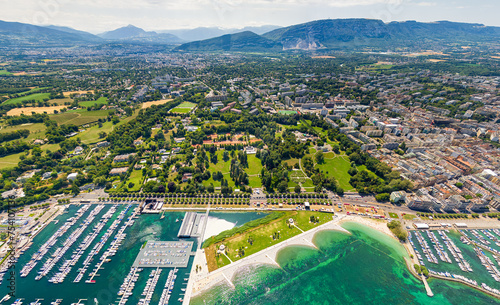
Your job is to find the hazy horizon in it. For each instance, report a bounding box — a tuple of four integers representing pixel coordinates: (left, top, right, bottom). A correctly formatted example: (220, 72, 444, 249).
(0, 0, 498, 34)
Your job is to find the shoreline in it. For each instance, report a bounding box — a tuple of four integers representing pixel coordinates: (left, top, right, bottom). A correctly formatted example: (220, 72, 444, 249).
(187, 214, 500, 303)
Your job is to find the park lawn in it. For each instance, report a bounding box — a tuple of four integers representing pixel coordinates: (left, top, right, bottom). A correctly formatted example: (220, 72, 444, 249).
(124, 170, 144, 192)
(207, 151, 232, 173)
(79, 97, 108, 108)
(245, 155, 263, 175)
(247, 176, 261, 188)
(284, 158, 299, 167)
(40, 143, 60, 154)
(3, 93, 51, 105)
(389, 212, 399, 219)
(315, 156, 354, 191)
(208, 211, 332, 269)
(0, 152, 24, 170)
(403, 214, 416, 220)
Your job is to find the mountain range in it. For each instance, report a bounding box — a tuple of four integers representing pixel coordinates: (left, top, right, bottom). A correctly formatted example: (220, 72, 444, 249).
(177, 19, 500, 51)
(1, 19, 499, 51)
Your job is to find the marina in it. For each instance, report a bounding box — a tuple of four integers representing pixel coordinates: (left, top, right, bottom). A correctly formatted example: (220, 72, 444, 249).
(409, 227, 500, 298)
(0, 205, 195, 305)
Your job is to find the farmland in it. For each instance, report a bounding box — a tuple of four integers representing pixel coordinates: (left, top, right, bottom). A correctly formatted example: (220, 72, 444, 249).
(2, 93, 51, 105)
(141, 99, 173, 109)
(49, 109, 111, 126)
(79, 97, 108, 108)
(7, 106, 67, 116)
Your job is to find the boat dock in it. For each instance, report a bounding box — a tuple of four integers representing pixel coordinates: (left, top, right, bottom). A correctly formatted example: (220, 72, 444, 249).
(177, 212, 206, 238)
(133, 241, 194, 268)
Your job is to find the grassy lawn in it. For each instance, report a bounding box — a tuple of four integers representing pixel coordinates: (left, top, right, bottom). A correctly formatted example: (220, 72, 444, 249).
(403, 214, 416, 220)
(245, 155, 263, 175)
(3, 93, 51, 105)
(79, 97, 108, 107)
(248, 175, 261, 188)
(315, 156, 354, 191)
(0, 70, 11, 75)
(68, 117, 134, 144)
(389, 212, 399, 219)
(206, 211, 334, 270)
(49, 109, 110, 126)
(124, 170, 144, 192)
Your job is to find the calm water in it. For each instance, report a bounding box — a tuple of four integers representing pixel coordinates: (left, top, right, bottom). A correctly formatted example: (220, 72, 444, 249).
(191, 222, 500, 305)
(0, 205, 266, 305)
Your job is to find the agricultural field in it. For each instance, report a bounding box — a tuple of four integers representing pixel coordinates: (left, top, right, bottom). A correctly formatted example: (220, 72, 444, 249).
(7, 106, 67, 116)
(78, 97, 108, 108)
(169, 101, 196, 114)
(49, 109, 110, 126)
(2, 93, 51, 105)
(141, 99, 173, 109)
(0, 123, 47, 143)
(0, 70, 11, 75)
(63, 90, 94, 97)
(0, 152, 24, 170)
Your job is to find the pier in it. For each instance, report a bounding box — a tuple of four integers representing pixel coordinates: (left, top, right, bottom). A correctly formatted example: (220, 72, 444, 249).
(177, 212, 206, 238)
(422, 275, 434, 297)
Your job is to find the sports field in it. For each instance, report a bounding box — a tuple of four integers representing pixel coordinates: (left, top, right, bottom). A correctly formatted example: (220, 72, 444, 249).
(170, 102, 196, 114)
(278, 110, 298, 115)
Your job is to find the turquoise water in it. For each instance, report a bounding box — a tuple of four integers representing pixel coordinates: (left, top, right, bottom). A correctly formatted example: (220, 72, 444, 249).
(191, 222, 500, 305)
(0, 206, 267, 305)
(0, 205, 192, 305)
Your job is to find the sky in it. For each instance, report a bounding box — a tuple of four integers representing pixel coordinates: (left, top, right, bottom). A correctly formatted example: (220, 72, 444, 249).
(0, 0, 498, 34)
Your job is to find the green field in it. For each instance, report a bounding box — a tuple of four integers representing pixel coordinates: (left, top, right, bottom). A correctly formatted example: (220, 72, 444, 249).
(0, 123, 47, 144)
(208, 211, 333, 268)
(278, 110, 298, 115)
(315, 155, 354, 191)
(0, 70, 11, 75)
(170, 102, 196, 114)
(124, 170, 144, 192)
(79, 97, 108, 108)
(389, 212, 399, 219)
(69, 115, 137, 144)
(3, 93, 51, 105)
(403, 214, 416, 220)
(0, 152, 24, 170)
(50, 109, 110, 126)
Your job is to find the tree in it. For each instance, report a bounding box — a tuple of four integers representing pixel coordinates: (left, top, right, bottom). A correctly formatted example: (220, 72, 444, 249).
(277, 180, 288, 193)
(71, 184, 80, 196)
(167, 182, 176, 193)
(294, 185, 301, 194)
(315, 151, 324, 164)
(128, 182, 135, 189)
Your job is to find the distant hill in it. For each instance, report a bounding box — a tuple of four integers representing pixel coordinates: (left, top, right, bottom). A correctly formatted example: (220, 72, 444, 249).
(262, 19, 500, 50)
(0, 20, 102, 46)
(174, 31, 282, 52)
(162, 25, 281, 42)
(99, 25, 184, 44)
(44, 25, 102, 41)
